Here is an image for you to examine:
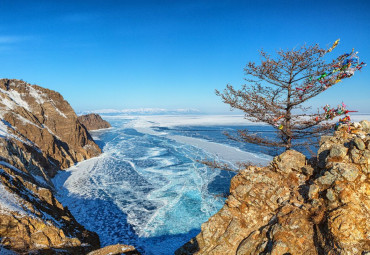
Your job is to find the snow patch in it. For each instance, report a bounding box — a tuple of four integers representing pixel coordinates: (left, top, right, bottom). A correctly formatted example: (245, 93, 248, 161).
(0, 88, 31, 112)
(28, 85, 46, 104)
(0, 118, 41, 152)
(54, 106, 67, 118)
(42, 124, 61, 140)
(0, 119, 9, 138)
(0, 174, 26, 215)
(14, 114, 42, 128)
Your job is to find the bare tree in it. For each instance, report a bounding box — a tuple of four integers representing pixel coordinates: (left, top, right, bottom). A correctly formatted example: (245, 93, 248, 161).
(216, 41, 365, 152)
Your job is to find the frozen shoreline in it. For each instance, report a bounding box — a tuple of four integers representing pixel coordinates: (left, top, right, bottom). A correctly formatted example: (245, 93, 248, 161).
(119, 115, 273, 165)
(167, 134, 272, 165)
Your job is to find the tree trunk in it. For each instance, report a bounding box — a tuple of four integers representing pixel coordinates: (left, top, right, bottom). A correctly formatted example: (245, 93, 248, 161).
(286, 83, 293, 150)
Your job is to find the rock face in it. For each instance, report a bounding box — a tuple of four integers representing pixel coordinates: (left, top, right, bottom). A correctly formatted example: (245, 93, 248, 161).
(0, 79, 101, 180)
(0, 79, 102, 253)
(78, 113, 111, 131)
(176, 121, 370, 255)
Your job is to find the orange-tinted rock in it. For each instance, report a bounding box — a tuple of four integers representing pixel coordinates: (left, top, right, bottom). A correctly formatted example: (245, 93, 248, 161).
(0, 79, 101, 182)
(78, 113, 111, 131)
(176, 122, 370, 255)
(0, 79, 102, 254)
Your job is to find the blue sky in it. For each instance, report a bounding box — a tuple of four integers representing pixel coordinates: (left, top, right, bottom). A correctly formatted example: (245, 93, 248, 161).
(0, 0, 369, 113)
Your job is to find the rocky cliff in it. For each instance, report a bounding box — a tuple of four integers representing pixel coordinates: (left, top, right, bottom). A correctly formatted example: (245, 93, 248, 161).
(78, 113, 111, 131)
(0, 79, 103, 254)
(176, 121, 370, 255)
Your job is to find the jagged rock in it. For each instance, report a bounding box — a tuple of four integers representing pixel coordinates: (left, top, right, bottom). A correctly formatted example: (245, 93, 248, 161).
(78, 113, 111, 131)
(354, 137, 366, 150)
(0, 152, 100, 254)
(328, 144, 348, 161)
(333, 162, 359, 181)
(0, 79, 101, 180)
(308, 184, 319, 199)
(271, 150, 306, 173)
(360, 120, 370, 133)
(176, 121, 370, 255)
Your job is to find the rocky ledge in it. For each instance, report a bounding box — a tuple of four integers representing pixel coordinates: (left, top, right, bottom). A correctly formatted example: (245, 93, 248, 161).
(176, 121, 370, 254)
(0, 79, 136, 254)
(78, 113, 111, 131)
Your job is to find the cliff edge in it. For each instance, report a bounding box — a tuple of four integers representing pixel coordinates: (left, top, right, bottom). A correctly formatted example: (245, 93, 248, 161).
(0, 79, 102, 254)
(176, 121, 370, 254)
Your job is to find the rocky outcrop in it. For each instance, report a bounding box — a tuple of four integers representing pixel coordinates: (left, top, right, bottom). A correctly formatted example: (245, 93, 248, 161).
(0, 79, 101, 181)
(78, 113, 111, 131)
(0, 163, 100, 254)
(0, 79, 102, 253)
(176, 121, 370, 254)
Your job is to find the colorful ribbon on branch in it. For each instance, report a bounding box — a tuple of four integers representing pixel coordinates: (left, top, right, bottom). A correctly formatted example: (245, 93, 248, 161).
(296, 40, 366, 99)
(315, 103, 356, 131)
(327, 39, 340, 53)
(272, 115, 285, 130)
(322, 103, 357, 120)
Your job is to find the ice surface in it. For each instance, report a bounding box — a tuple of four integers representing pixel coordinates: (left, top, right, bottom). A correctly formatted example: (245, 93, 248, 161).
(168, 135, 272, 165)
(121, 115, 272, 165)
(112, 114, 263, 128)
(53, 114, 370, 254)
(53, 118, 241, 254)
